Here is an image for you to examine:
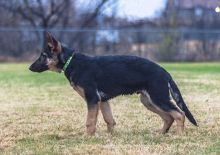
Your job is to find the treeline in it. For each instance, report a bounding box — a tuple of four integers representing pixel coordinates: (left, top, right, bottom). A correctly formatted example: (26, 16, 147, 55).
(0, 0, 220, 62)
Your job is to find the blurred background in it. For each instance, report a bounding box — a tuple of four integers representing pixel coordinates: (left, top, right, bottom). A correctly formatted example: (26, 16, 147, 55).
(0, 0, 220, 62)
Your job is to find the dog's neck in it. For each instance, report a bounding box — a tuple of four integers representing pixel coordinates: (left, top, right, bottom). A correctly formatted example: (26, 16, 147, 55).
(57, 45, 74, 71)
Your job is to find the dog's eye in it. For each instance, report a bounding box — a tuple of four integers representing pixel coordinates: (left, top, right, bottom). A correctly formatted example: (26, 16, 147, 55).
(39, 53, 47, 62)
(42, 53, 47, 57)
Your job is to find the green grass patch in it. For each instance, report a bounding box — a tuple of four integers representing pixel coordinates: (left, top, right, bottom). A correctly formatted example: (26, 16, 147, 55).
(0, 62, 220, 155)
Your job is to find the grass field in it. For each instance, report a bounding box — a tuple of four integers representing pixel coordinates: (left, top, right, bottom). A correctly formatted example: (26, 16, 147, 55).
(0, 63, 220, 155)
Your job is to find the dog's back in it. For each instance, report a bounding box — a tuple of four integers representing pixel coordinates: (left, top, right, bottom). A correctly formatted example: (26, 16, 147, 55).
(30, 32, 197, 135)
(66, 53, 170, 99)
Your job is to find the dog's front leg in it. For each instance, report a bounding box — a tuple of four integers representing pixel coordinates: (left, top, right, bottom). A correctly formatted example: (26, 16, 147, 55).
(84, 87, 100, 136)
(100, 102, 116, 133)
(86, 104, 99, 135)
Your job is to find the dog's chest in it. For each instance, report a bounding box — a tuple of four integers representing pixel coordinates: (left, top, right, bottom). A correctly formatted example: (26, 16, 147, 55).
(70, 82, 86, 100)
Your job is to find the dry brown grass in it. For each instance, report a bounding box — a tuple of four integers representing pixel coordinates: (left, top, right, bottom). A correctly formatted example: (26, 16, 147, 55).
(0, 63, 219, 155)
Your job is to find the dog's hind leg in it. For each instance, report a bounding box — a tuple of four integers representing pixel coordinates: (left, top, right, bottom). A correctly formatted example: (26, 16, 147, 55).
(147, 94, 185, 134)
(100, 102, 116, 133)
(168, 104, 185, 135)
(140, 92, 174, 134)
(159, 103, 185, 135)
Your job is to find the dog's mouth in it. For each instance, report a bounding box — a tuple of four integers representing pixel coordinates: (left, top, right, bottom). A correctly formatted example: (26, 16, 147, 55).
(29, 64, 49, 73)
(53, 68, 62, 73)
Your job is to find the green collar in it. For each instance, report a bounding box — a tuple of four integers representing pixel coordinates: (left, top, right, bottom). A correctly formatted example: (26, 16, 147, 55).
(63, 56, 72, 71)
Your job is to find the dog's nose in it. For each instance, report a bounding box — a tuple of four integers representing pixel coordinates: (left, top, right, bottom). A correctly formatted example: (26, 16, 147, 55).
(29, 65, 33, 71)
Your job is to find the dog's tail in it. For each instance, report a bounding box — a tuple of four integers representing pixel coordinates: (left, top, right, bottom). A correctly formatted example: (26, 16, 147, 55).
(168, 79, 198, 126)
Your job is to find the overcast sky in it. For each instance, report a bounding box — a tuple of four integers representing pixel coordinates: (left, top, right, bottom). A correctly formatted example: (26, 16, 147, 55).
(78, 0, 167, 20)
(118, 0, 166, 19)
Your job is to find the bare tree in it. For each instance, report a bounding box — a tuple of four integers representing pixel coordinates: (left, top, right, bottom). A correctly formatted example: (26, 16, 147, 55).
(0, 0, 113, 48)
(68, 0, 115, 52)
(0, 0, 116, 59)
(0, 0, 73, 46)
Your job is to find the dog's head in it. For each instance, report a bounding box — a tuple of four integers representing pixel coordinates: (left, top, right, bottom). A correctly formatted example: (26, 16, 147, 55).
(29, 32, 63, 73)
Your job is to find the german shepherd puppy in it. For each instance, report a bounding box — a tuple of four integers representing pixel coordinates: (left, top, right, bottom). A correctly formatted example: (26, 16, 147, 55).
(29, 32, 197, 135)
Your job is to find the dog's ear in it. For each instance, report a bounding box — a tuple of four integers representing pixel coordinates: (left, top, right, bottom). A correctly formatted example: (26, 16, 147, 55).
(46, 32, 61, 54)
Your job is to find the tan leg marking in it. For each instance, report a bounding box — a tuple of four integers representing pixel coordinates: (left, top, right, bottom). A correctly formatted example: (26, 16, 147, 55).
(86, 104, 99, 135)
(169, 110, 185, 135)
(72, 85, 86, 100)
(160, 115, 174, 134)
(99, 102, 116, 133)
(140, 93, 174, 134)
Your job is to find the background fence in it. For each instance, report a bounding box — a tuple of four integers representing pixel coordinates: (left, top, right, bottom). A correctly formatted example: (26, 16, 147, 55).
(0, 27, 220, 62)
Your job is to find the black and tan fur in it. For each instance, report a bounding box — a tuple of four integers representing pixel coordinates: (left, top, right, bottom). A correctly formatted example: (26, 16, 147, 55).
(29, 32, 197, 135)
